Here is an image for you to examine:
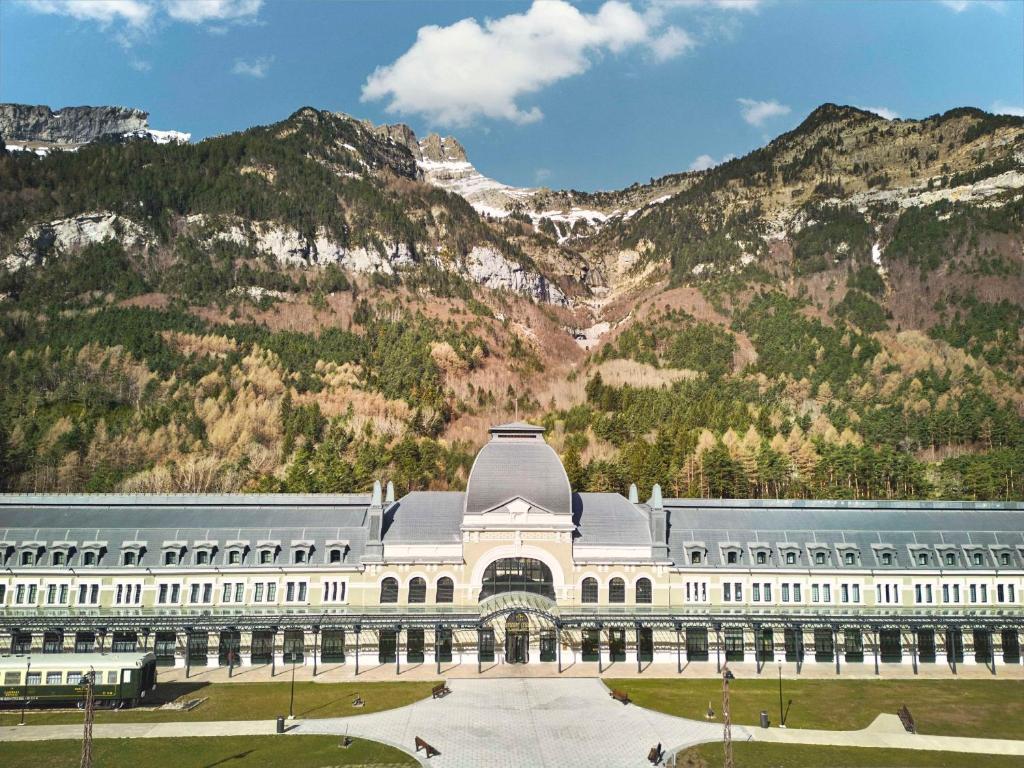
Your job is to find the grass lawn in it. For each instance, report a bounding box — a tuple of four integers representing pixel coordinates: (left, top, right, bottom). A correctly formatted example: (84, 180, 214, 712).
(0, 680, 438, 726)
(606, 678, 1024, 740)
(1, 735, 417, 767)
(677, 742, 1024, 768)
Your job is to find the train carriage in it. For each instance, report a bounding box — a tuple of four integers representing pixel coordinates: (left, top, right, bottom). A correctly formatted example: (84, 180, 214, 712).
(0, 652, 157, 709)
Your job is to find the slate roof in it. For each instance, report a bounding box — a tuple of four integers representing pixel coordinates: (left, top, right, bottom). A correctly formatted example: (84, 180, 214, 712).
(382, 491, 464, 544)
(464, 439, 572, 517)
(664, 498, 1024, 570)
(0, 494, 372, 568)
(573, 493, 651, 548)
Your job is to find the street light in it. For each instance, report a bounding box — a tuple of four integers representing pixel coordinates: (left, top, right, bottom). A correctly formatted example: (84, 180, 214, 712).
(287, 644, 297, 720)
(774, 663, 782, 729)
(20, 657, 31, 725)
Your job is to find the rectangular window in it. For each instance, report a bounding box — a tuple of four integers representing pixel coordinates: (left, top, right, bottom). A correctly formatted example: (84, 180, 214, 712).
(735, 583, 742, 601)
(202, 583, 212, 603)
(764, 583, 771, 601)
(46, 671, 62, 685)
(981, 585, 988, 603)
(267, 583, 276, 601)
(752, 584, 760, 602)
(926, 585, 932, 603)
(970, 585, 977, 602)
(852, 584, 860, 602)
(298, 583, 307, 601)
(67, 672, 82, 685)
(823, 584, 831, 602)
(286, 582, 295, 602)
(170, 584, 180, 603)
(15, 585, 25, 604)
(723, 583, 731, 601)
(793, 584, 801, 602)
(1010, 585, 1016, 603)
(915, 585, 922, 604)
(254, 583, 264, 602)
(842, 584, 849, 603)
(953, 584, 959, 602)
(223, 583, 231, 603)
(812, 584, 820, 603)
(235, 584, 244, 602)
(158, 584, 168, 603)
(942, 584, 949, 603)
(28, 585, 37, 603)
(190, 584, 200, 603)
(781, 584, 790, 602)
(4, 671, 21, 685)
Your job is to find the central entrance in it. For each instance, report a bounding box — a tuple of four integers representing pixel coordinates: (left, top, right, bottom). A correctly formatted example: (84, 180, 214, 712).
(506, 611, 530, 664)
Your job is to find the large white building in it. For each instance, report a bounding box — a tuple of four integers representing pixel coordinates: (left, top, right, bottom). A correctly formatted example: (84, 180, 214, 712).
(1, 422, 1022, 673)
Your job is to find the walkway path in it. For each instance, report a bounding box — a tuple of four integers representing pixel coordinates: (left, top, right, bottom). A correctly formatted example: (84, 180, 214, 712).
(3, 678, 1024, 767)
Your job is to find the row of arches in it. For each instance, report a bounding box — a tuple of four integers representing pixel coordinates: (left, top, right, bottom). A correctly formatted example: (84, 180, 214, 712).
(581, 577, 652, 605)
(380, 576, 454, 604)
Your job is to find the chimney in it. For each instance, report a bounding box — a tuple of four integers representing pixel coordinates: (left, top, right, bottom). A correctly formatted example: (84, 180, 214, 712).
(647, 483, 669, 559)
(628, 483, 639, 504)
(364, 480, 385, 560)
(385, 481, 395, 504)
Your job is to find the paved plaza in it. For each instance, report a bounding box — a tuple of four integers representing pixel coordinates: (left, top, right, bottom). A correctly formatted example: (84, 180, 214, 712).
(4, 678, 1024, 767)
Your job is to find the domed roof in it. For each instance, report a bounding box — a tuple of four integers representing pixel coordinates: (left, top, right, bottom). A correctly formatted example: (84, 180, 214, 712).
(464, 423, 572, 516)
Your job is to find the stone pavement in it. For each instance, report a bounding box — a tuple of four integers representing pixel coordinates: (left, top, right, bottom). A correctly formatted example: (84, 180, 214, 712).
(0, 718, 277, 742)
(294, 678, 730, 767)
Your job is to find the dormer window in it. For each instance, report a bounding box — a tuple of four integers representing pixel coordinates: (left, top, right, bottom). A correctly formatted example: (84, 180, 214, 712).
(1000, 552, 1011, 566)
(53, 551, 66, 566)
(329, 549, 343, 564)
(123, 552, 137, 566)
(228, 550, 242, 565)
(973, 552, 984, 566)
(196, 550, 209, 565)
(844, 552, 855, 565)
(815, 552, 826, 565)
(917, 552, 929, 566)
(691, 551, 703, 564)
(294, 550, 307, 564)
(165, 551, 178, 565)
(260, 550, 274, 565)
(83, 551, 97, 566)
(945, 552, 956, 566)
(21, 551, 34, 566)
(756, 551, 767, 565)
(727, 551, 738, 564)
(881, 552, 893, 565)
(786, 552, 797, 565)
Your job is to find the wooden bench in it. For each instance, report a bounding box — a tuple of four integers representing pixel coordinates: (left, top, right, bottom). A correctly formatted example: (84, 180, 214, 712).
(610, 689, 631, 705)
(897, 704, 916, 734)
(431, 683, 451, 699)
(415, 736, 440, 758)
(647, 742, 664, 765)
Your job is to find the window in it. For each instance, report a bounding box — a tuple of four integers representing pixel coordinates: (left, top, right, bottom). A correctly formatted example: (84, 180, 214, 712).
(734, 582, 742, 601)
(46, 671, 62, 685)
(945, 552, 956, 566)
(726, 551, 738, 564)
(53, 551, 66, 566)
(942, 584, 950, 603)
(756, 552, 767, 565)
(973, 553, 984, 566)
(235, 583, 244, 602)
(844, 552, 856, 565)
(329, 549, 342, 564)
(752, 583, 760, 601)
(823, 584, 831, 602)
(691, 551, 702, 564)
(190, 584, 200, 603)
(852, 584, 860, 602)
(881, 552, 893, 565)
(793, 584, 801, 601)
(781, 584, 790, 602)
(77, 584, 99, 605)
(436, 577, 454, 603)
(918, 552, 928, 566)
(67, 672, 82, 685)
(228, 550, 241, 565)
(763, 583, 771, 601)
(324, 581, 346, 602)
(158, 584, 168, 604)
(724, 583, 731, 601)
(812, 584, 820, 602)
(408, 577, 426, 603)
(286, 582, 295, 602)
(253, 583, 264, 602)
(636, 578, 652, 604)
(785, 552, 797, 565)
(260, 549, 274, 564)
(294, 550, 307, 564)
(479, 558, 555, 600)
(581, 577, 598, 603)
(815, 552, 826, 565)
(196, 550, 209, 565)
(1000, 553, 1011, 566)
(123, 551, 136, 566)
(83, 551, 96, 566)
(841, 584, 849, 603)
(380, 577, 398, 603)
(609, 577, 626, 603)
(21, 551, 33, 565)
(164, 551, 177, 565)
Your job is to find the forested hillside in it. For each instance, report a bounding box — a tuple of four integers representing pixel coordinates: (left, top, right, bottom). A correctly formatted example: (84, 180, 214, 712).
(1, 103, 1021, 499)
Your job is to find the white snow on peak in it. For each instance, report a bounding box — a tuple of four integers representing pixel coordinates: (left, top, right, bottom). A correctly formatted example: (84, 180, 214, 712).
(145, 128, 191, 145)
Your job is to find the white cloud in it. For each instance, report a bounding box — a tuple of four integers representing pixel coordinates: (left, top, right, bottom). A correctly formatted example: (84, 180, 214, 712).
(992, 101, 1024, 117)
(737, 97, 790, 126)
(362, 0, 691, 127)
(938, 0, 1005, 11)
(688, 152, 735, 171)
(231, 56, 273, 78)
(651, 26, 696, 61)
(657, 0, 761, 10)
(163, 0, 261, 23)
(23, 0, 154, 28)
(860, 105, 899, 120)
(129, 58, 153, 72)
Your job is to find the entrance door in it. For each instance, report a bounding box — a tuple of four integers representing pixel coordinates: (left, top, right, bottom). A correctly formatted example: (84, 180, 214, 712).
(218, 630, 241, 666)
(379, 630, 397, 664)
(283, 630, 304, 663)
(756, 628, 773, 662)
(505, 612, 529, 664)
(608, 629, 626, 662)
(1002, 630, 1021, 664)
(154, 631, 177, 666)
(880, 629, 902, 662)
(251, 631, 274, 665)
(784, 628, 803, 662)
(945, 629, 964, 663)
(974, 630, 992, 664)
(539, 630, 557, 662)
(917, 630, 936, 663)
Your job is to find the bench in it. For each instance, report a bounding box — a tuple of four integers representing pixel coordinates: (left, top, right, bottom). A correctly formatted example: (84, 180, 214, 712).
(897, 704, 916, 734)
(415, 736, 440, 758)
(610, 689, 631, 705)
(431, 683, 451, 699)
(647, 742, 665, 765)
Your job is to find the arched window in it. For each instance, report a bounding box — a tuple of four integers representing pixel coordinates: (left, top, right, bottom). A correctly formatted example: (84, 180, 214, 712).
(21, 551, 33, 566)
(83, 551, 96, 566)
(815, 552, 826, 565)
(636, 578, 652, 604)
(881, 552, 893, 566)
(123, 551, 136, 566)
(609, 578, 625, 603)
(691, 551, 702, 564)
(329, 549, 342, 564)
(408, 577, 426, 603)
(479, 558, 555, 600)
(165, 551, 177, 565)
(973, 553, 984, 566)
(294, 550, 306, 564)
(844, 552, 856, 565)
(228, 550, 241, 565)
(581, 577, 598, 603)
(918, 553, 928, 566)
(260, 550, 273, 564)
(786, 552, 797, 565)
(380, 577, 399, 604)
(196, 550, 209, 565)
(53, 552, 66, 566)
(945, 552, 956, 566)
(436, 577, 454, 603)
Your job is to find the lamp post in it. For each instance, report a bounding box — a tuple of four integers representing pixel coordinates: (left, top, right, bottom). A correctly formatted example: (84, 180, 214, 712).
(777, 662, 785, 727)
(287, 649, 297, 720)
(20, 657, 31, 725)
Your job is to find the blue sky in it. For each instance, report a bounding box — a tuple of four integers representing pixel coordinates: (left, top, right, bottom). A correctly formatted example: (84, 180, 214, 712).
(1, 0, 1022, 190)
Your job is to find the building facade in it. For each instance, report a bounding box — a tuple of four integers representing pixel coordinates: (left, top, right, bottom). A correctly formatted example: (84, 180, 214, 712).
(1, 422, 1022, 674)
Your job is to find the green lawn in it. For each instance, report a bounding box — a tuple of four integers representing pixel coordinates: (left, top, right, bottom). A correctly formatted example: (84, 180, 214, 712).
(0, 680, 438, 726)
(1, 736, 417, 767)
(677, 742, 1024, 768)
(606, 678, 1024, 740)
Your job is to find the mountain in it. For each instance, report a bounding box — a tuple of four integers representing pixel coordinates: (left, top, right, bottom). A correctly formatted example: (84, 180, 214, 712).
(0, 102, 1021, 500)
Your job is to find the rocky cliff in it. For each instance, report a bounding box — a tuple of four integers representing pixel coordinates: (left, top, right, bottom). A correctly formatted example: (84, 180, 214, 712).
(0, 104, 150, 144)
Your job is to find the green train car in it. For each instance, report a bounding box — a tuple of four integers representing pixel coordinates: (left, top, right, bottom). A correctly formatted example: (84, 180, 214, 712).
(0, 652, 157, 709)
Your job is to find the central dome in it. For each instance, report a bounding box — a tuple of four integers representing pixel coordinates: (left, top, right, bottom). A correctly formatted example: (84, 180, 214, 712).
(464, 423, 572, 516)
